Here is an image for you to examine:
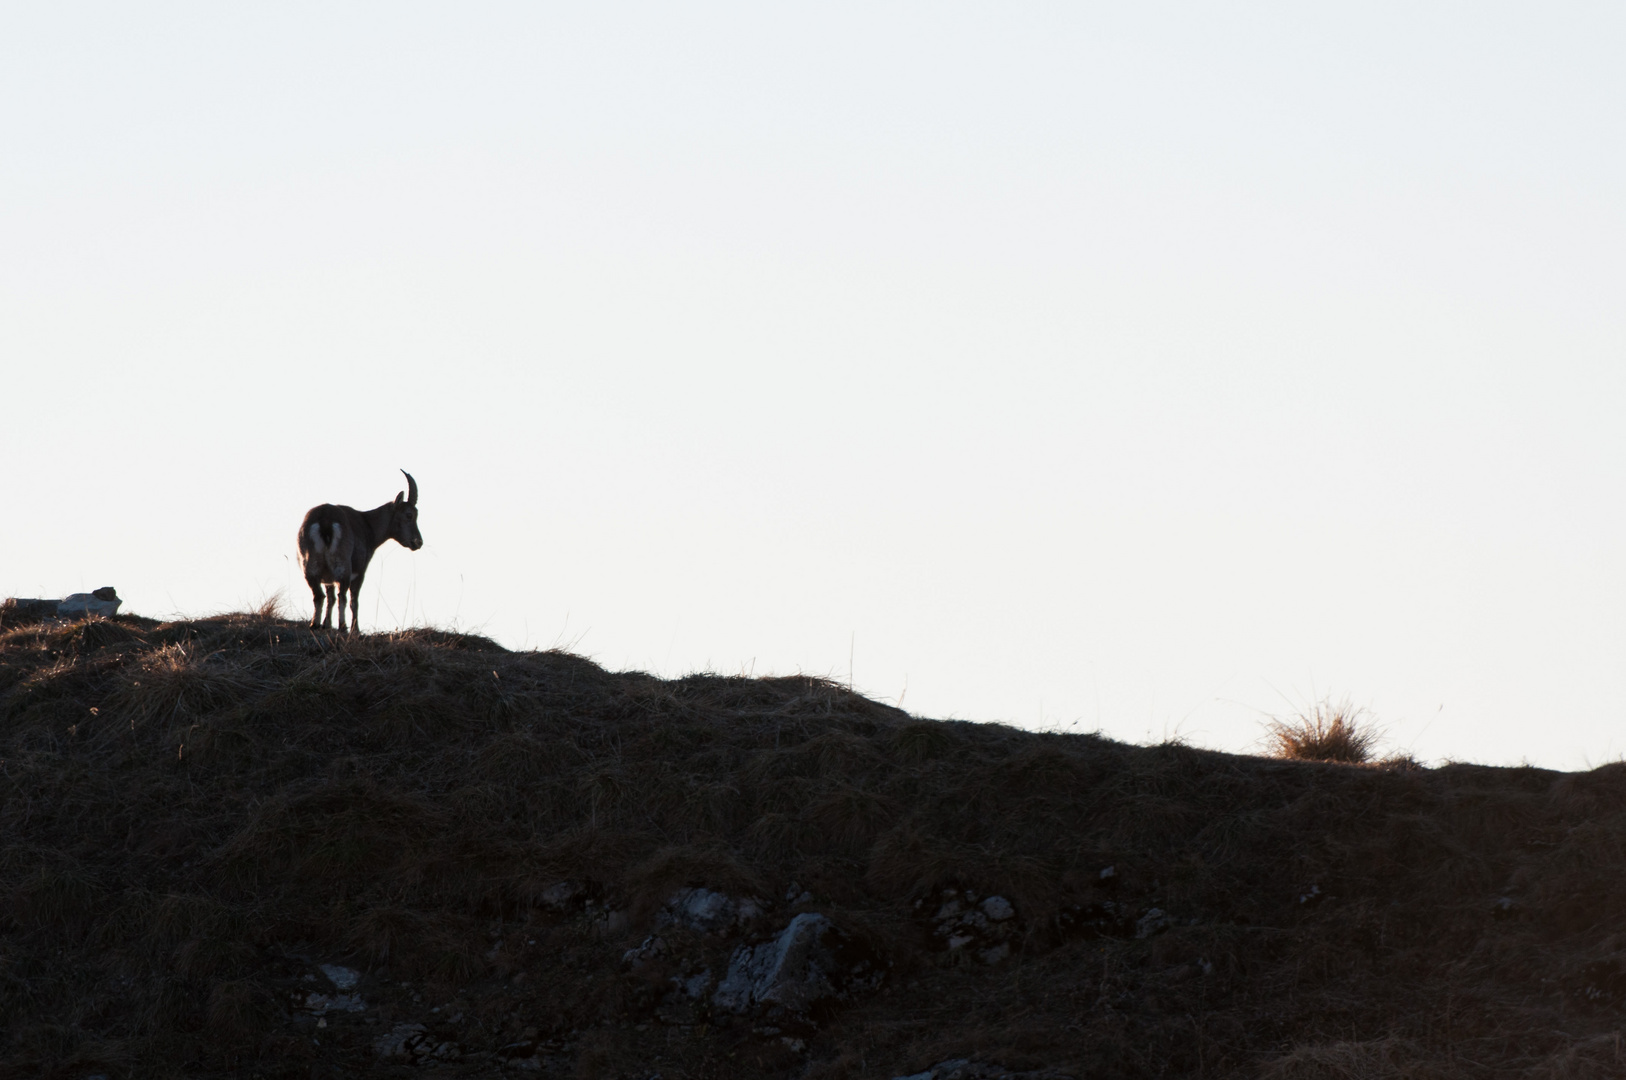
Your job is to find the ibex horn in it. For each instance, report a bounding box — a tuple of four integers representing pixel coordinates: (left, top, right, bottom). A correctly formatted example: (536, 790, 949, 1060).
(402, 470, 418, 505)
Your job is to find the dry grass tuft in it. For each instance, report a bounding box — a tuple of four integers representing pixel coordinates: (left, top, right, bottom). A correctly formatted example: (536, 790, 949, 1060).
(1263, 696, 1382, 763)
(252, 591, 288, 621)
(206, 978, 279, 1045)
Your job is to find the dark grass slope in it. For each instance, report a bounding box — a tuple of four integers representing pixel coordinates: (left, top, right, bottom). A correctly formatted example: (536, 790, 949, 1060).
(1, 610, 1624, 1079)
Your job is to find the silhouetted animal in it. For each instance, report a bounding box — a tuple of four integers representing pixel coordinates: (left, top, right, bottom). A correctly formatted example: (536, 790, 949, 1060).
(297, 471, 423, 632)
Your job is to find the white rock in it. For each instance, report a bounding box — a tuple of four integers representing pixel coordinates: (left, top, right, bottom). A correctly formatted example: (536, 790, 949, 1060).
(304, 991, 365, 1014)
(375, 1022, 428, 1058)
(58, 589, 121, 618)
(980, 896, 1015, 922)
(1134, 908, 1171, 939)
(660, 887, 760, 934)
(622, 935, 668, 967)
(713, 913, 838, 1015)
(319, 964, 360, 990)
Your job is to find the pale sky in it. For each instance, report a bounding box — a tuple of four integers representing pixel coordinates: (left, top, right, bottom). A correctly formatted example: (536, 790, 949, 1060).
(4, 4, 1625, 769)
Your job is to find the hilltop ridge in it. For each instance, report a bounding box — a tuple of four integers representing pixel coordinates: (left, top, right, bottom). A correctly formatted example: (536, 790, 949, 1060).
(1, 610, 1623, 1078)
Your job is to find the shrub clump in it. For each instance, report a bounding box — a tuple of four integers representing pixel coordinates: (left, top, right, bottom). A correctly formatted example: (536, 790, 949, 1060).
(1263, 697, 1381, 763)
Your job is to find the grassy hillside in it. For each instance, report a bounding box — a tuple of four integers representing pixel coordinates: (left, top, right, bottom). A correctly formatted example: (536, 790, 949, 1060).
(1, 609, 1623, 1079)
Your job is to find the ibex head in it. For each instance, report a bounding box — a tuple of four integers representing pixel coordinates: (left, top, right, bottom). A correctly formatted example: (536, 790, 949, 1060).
(391, 470, 424, 550)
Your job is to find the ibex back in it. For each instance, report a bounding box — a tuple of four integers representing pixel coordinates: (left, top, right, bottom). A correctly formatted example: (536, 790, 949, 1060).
(297, 470, 424, 633)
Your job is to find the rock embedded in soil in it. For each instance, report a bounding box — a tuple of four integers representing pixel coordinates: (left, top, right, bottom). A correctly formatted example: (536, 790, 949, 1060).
(1134, 908, 1171, 939)
(1051, 899, 1135, 941)
(375, 1022, 428, 1058)
(658, 886, 764, 934)
(374, 1021, 460, 1061)
(713, 912, 884, 1020)
(58, 588, 122, 618)
(622, 934, 669, 970)
(981, 895, 1015, 921)
(319, 963, 360, 990)
(922, 888, 1021, 962)
(304, 991, 366, 1015)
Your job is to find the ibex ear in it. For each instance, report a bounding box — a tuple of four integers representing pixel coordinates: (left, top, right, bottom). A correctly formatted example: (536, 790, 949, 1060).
(395, 491, 404, 504)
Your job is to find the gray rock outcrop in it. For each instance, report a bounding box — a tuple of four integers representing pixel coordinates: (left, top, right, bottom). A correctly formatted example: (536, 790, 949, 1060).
(58, 587, 122, 618)
(374, 1022, 459, 1061)
(5, 587, 122, 621)
(659, 887, 763, 934)
(712, 912, 883, 1019)
(921, 888, 1021, 963)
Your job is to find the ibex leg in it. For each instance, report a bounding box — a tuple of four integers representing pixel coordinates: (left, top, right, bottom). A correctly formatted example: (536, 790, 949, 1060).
(348, 575, 363, 635)
(307, 577, 325, 629)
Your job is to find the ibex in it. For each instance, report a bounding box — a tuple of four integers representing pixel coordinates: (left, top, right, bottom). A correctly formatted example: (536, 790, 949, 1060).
(297, 470, 424, 633)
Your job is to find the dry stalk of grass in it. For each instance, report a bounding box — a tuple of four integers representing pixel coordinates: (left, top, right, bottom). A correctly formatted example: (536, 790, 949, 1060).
(251, 591, 288, 621)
